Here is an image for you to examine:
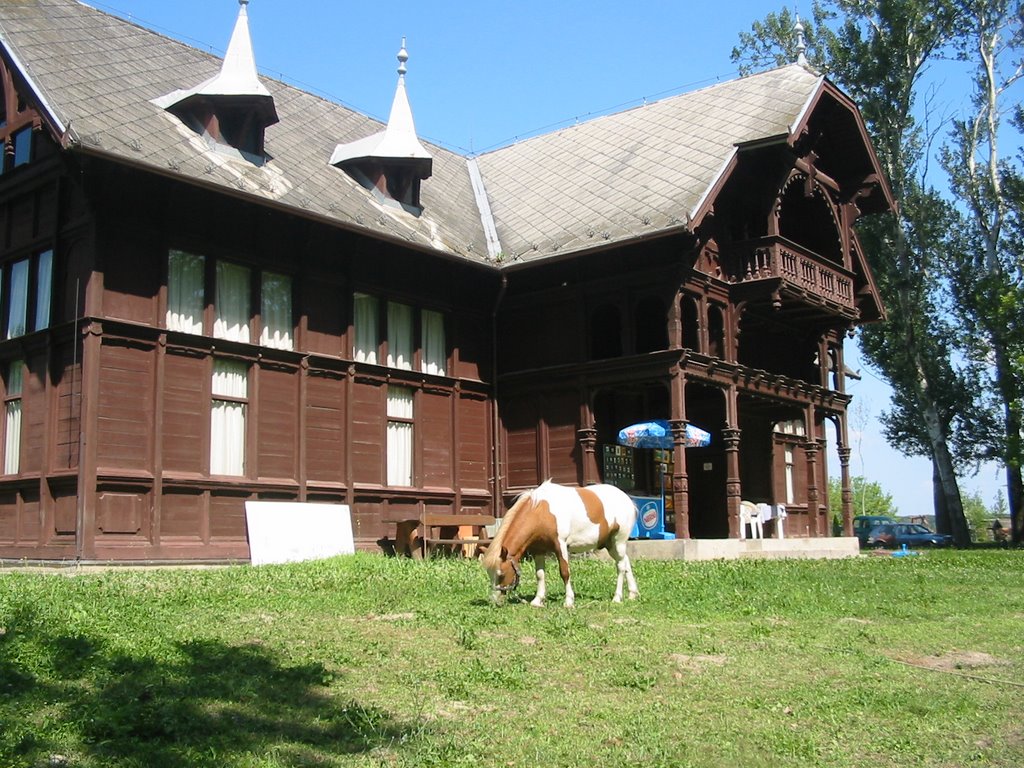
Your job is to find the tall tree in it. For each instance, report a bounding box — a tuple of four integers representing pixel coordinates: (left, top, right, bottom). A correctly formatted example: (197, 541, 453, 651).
(940, 0, 1024, 543)
(732, 0, 973, 543)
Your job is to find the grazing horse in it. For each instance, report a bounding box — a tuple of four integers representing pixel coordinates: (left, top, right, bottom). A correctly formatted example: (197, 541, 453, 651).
(482, 481, 639, 607)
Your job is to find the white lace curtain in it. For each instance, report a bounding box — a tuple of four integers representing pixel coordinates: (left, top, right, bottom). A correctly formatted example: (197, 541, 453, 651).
(421, 309, 446, 376)
(167, 250, 205, 334)
(35, 249, 52, 331)
(214, 261, 251, 343)
(4, 361, 22, 475)
(210, 359, 247, 476)
(353, 293, 378, 364)
(7, 259, 28, 339)
(260, 271, 293, 350)
(386, 387, 413, 486)
(387, 302, 413, 370)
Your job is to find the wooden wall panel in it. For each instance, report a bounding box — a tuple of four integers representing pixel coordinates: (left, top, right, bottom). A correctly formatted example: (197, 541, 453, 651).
(96, 341, 153, 471)
(256, 364, 298, 480)
(546, 391, 579, 485)
(54, 345, 81, 470)
(9, 196, 33, 248)
(0, 491, 16, 542)
(21, 355, 47, 474)
(503, 397, 539, 488)
(101, 231, 160, 324)
(162, 351, 206, 475)
(52, 486, 77, 537)
(161, 490, 203, 539)
(350, 380, 383, 486)
(96, 490, 146, 536)
(458, 393, 489, 490)
(20, 492, 40, 542)
(303, 277, 345, 356)
(420, 389, 452, 489)
(306, 371, 346, 483)
(209, 493, 247, 540)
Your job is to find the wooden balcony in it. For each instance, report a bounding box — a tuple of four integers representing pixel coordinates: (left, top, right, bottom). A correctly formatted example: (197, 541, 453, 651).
(723, 237, 855, 311)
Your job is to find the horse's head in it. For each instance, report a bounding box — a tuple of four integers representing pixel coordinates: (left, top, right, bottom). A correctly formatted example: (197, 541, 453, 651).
(487, 546, 521, 595)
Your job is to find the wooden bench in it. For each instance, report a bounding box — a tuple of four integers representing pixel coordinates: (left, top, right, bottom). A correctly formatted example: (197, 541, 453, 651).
(387, 513, 496, 558)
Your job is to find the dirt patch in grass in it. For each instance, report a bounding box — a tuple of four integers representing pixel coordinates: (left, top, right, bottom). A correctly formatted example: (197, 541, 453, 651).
(901, 650, 1010, 671)
(669, 653, 728, 674)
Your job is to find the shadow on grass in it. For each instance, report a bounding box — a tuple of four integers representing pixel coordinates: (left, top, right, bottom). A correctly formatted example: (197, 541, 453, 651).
(0, 605, 419, 767)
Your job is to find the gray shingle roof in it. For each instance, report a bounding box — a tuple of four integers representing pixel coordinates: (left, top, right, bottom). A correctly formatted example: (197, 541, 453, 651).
(0, 0, 827, 268)
(475, 66, 821, 263)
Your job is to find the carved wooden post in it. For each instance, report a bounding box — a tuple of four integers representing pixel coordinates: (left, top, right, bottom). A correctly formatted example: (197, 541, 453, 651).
(838, 445, 853, 536)
(722, 426, 742, 538)
(804, 438, 822, 537)
(578, 427, 599, 486)
(669, 418, 690, 538)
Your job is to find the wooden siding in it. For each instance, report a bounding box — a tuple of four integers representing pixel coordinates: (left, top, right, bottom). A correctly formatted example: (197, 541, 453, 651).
(256, 363, 298, 481)
(162, 349, 206, 475)
(96, 340, 153, 472)
(458, 392, 489, 492)
(420, 388, 452, 489)
(545, 391, 579, 485)
(350, 379, 384, 485)
(305, 369, 346, 483)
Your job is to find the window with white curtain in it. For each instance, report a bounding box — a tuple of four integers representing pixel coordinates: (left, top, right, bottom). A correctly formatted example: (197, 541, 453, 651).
(421, 309, 446, 376)
(210, 359, 247, 476)
(260, 271, 293, 350)
(167, 250, 206, 334)
(784, 445, 795, 505)
(6, 258, 28, 339)
(4, 360, 23, 475)
(214, 261, 251, 342)
(386, 386, 413, 486)
(35, 250, 52, 331)
(387, 301, 413, 370)
(353, 292, 379, 364)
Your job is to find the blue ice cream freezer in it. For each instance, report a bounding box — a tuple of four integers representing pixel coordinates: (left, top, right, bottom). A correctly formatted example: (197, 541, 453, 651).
(629, 496, 676, 539)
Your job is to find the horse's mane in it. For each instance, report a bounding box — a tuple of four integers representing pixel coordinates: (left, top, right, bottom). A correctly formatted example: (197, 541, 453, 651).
(482, 485, 542, 569)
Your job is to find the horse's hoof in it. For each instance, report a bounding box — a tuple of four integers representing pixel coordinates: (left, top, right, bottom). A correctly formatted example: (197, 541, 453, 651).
(530, 599, 545, 607)
(628, 592, 639, 600)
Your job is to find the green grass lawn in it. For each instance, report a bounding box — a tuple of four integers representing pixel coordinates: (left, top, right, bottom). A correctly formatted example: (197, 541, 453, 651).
(2, 550, 1022, 767)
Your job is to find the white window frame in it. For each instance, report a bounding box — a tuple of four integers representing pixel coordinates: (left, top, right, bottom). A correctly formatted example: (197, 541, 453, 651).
(3, 360, 22, 475)
(210, 359, 248, 476)
(386, 386, 414, 486)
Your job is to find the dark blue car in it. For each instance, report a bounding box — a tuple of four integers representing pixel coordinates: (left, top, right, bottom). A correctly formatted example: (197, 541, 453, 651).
(866, 523, 953, 549)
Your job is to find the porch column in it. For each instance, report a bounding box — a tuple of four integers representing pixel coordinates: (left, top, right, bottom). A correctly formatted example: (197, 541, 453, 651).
(722, 426, 742, 539)
(670, 362, 689, 538)
(578, 427, 599, 486)
(804, 437, 823, 537)
(669, 419, 690, 539)
(838, 445, 853, 536)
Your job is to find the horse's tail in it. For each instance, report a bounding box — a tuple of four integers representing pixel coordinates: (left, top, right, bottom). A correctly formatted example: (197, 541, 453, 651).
(482, 490, 531, 570)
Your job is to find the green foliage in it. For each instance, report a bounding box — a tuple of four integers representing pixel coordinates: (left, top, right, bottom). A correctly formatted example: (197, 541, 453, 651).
(2, 554, 1023, 767)
(828, 475, 899, 521)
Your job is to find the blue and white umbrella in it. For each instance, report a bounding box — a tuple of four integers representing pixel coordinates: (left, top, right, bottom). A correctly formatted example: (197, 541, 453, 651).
(616, 420, 711, 449)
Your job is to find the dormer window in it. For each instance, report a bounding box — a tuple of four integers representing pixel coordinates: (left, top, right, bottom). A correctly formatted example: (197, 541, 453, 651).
(330, 40, 432, 213)
(152, 1, 277, 162)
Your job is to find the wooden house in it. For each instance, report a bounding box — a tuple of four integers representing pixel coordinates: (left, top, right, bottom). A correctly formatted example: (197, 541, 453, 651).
(0, 0, 892, 562)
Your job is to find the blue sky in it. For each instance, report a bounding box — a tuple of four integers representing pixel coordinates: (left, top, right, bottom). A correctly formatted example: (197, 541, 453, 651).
(90, 0, 1004, 517)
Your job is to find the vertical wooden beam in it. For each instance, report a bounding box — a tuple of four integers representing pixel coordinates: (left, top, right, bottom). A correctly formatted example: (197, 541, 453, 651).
(804, 404, 821, 536)
(669, 362, 689, 538)
(76, 321, 101, 559)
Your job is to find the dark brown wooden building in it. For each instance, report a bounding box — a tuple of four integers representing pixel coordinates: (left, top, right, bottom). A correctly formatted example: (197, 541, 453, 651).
(0, 0, 892, 562)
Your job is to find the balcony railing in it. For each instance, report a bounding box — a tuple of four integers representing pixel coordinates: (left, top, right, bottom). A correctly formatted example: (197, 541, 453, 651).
(723, 237, 854, 310)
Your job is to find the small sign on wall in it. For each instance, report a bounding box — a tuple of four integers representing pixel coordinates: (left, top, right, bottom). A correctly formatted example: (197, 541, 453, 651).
(244, 501, 355, 565)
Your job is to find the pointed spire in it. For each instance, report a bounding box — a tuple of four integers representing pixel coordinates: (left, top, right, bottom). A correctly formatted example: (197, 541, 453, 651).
(794, 13, 808, 67)
(330, 38, 432, 166)
(152, 0, 278, 135)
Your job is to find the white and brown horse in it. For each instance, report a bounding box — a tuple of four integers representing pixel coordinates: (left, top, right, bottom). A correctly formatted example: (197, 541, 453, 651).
(482, 481, 639, 607)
